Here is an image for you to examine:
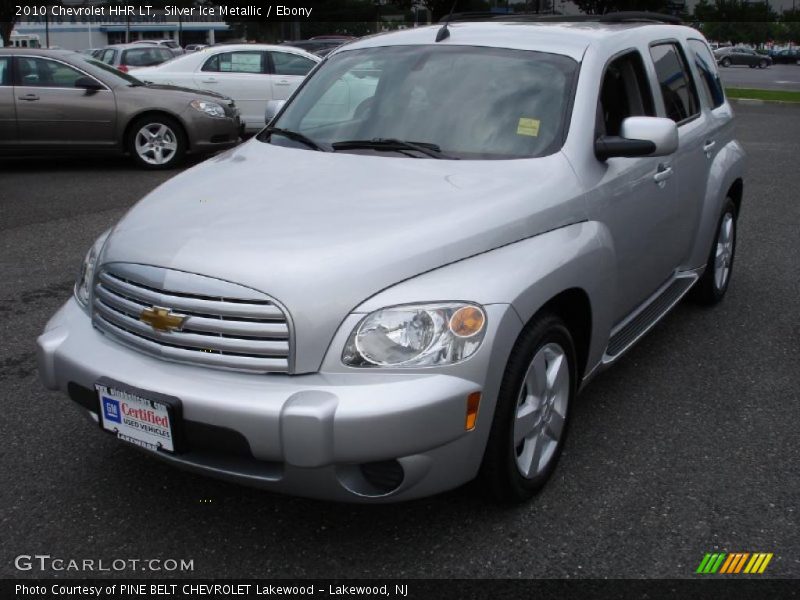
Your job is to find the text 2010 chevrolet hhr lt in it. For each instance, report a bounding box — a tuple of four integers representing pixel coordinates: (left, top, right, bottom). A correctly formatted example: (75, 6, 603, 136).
(38, 15, 745, 502)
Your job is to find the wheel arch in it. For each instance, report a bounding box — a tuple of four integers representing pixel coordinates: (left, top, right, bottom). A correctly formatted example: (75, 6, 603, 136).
(533, 288, 592, 383)
(687, 139, 746, 268)
(728, 177, 744, 217)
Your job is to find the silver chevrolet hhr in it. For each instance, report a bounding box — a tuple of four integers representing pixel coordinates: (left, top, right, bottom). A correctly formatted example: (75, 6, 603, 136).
(37, 13, 746, 503)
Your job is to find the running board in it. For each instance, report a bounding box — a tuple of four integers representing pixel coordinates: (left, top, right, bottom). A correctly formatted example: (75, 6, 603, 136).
(603, 273, 698, 363)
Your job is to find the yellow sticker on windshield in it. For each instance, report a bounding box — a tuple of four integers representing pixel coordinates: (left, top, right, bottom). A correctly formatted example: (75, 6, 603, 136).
(517, 118, 540, 137)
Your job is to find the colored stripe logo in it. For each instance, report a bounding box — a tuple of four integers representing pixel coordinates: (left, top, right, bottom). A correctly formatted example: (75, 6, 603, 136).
(696, 552, 773, 574)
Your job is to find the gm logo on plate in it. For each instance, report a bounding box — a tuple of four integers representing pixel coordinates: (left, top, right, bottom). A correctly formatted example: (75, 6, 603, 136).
(102, 397, 121, 424)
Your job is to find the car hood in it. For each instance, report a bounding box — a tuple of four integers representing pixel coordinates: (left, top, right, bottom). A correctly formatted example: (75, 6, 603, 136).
(101, 140, 586, 372)
(136, 82, 232, 102)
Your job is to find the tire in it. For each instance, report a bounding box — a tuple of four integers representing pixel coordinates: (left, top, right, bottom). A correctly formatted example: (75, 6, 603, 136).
(721, 57, 731, 67)
(690, 198, 737, 305)
(759, 60, 768, 69)
(479, 312, 577, 503)
(128, 115, 186, 169)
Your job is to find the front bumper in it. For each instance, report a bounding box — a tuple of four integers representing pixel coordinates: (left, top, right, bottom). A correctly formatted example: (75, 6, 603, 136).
(184, 113, 243, 154)
(37, 299, 512, 502)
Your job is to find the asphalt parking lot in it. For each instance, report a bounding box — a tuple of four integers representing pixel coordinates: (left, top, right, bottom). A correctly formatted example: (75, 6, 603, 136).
(719, 63, 800, 91)
(1, 102, 798, 579)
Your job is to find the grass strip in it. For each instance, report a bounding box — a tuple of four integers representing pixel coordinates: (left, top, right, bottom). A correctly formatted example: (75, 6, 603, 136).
(725, 88, 800, 103)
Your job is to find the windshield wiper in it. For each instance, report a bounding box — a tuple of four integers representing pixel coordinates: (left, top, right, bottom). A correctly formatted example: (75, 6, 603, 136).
(264, 127, 329, 152)
(331, 138, 452, 159)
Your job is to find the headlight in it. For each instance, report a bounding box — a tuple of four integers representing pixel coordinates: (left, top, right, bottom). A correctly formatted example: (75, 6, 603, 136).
(190, 99, 226, 118)
(75, 231, 110, 310)
(342, 302, 487, 368)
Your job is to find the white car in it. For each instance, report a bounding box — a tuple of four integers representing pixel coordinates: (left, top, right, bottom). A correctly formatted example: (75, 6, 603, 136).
(134, 44, 320, 133)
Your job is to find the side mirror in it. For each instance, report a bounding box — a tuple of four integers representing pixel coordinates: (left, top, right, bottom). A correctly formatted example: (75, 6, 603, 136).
(75, 76, 104, 91)
(595, 116, 678, 161)
(264, 100, 286, 125)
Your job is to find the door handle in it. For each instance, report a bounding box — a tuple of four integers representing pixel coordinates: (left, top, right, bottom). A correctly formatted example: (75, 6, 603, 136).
(275, 79, 291, 86)
(703, 140, 716, 155)
(18, 93, 40, 101)
(653, 164, 673, 184)
(200, 77, 217, 83)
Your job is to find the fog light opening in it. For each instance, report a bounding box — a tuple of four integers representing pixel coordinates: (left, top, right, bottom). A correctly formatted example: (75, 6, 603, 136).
(337, 460, 405, 498)
(465, 392, 481, 431)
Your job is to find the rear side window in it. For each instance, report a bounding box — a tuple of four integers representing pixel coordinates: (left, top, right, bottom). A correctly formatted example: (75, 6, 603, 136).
(689, 39, 725, 109)
(0, 57, 10, 86)
(649, 43, 700, 123)
(100, 49, 116, 65)
(202, 51, 264, 74)
(270, 52, 316, 76)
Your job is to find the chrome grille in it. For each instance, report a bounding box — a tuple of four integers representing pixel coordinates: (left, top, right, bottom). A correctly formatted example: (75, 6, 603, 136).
(92, 266, 291, 373)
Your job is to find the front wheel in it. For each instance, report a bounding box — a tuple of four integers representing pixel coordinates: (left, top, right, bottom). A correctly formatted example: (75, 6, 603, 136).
(128, 115, 186, 169)
(759, 60, 769, 69)
(479, 313, 577, 503)
(721, 57, 732, 67)
(690, 198, 737, 305)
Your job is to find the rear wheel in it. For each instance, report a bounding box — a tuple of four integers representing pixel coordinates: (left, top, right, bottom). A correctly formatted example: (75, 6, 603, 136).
(128, 115, 186, 169)
(479, 313, 577, 503)
(690, 198, 737, 305)
(721, 57, 732, 67)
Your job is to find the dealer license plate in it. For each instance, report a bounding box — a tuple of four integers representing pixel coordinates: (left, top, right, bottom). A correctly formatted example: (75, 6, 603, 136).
(96, 382, 176, 453)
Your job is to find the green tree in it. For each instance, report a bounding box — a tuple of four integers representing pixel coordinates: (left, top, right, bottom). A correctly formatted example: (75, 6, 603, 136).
(0, 2, 18, 46)
(781, 9, 800, 44)
(693, 0, 780, 45)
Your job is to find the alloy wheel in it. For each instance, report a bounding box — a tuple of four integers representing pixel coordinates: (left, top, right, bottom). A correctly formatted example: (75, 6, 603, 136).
(513, 342, 570, 479)
(714, 212, 735, 291)
(135, 123, 178, 166)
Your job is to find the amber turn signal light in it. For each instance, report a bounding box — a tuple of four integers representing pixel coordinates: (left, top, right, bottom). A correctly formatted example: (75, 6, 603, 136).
(449, 306, 486, 338)
(465, 392, 481, 431)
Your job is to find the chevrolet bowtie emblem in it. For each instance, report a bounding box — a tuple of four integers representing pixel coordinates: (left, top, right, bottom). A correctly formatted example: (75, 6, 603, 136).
(139, 307, 186, 333)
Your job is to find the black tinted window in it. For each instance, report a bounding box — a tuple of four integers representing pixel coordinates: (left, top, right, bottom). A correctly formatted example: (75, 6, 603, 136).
(650, 43, 700, 123)
(689, 39, 725, 109)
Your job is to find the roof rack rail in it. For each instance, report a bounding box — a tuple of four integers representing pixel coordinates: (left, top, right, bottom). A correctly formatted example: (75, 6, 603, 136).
(440, 11, 682, 25)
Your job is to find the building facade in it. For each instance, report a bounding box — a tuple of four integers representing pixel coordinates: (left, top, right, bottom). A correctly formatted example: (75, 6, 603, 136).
(10, 13, 233, 51)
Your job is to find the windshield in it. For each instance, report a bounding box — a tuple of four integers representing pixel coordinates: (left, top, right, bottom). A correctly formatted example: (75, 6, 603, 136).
(264, 45, 578, 159)
(81, 57, 145, 86)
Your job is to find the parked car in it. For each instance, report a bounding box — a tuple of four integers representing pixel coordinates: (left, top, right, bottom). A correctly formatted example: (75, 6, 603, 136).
(131, 39, 185, 55)
(184, 44, 208, 53)
(94, 43, 177, 73)
(771, 48, 800, 64)
(37, 15, 745, 503)
(133, 44, 320, 133)
(0, 49, 242, 168)
(281, 39, 350, 56)
(714, 46, 771, 68)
